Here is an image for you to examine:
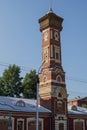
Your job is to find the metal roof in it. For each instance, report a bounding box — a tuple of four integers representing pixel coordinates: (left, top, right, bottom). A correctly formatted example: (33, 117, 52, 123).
(68, 105, 87, 115)
(0, 96, 87, 115)
(0, 96, 51, 113)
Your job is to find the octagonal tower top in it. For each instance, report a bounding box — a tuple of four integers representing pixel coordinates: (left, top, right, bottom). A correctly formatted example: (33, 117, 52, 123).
(38, 11, 63, 32)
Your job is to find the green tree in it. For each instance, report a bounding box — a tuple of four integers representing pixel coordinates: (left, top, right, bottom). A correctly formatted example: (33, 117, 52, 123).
(83, 104, 87, 109)
(22, 70, 38, 99)
(0, 64, 23, 97)
(0, 78, 6, 95)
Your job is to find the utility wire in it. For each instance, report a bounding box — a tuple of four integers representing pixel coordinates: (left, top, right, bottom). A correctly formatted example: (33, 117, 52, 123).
(0, 61, 87, 99)
(0, 61, 87, 84)
(66, 77, 87, 84)
(0, 61, 31, 72)
(68, 90, 87, 96)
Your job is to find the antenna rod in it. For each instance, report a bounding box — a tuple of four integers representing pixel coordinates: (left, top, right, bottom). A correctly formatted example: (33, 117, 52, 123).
(49, 0, 53, 12)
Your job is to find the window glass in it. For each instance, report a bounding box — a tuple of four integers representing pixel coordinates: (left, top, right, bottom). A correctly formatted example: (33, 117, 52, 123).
(18, 121, 23, 130)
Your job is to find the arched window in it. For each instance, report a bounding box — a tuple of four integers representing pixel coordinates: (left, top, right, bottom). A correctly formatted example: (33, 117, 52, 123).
(56, 75, 62, 83)
(58, 92, 62, 98)
(43, 76, 47, 83)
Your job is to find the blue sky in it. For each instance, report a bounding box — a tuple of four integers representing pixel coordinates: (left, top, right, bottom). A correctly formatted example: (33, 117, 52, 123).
(0, 0, 87, 99)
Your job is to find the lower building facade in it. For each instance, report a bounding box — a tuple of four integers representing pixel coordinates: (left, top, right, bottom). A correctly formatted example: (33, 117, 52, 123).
(0, 96, 87, 130)
(0, 111, 51, 130)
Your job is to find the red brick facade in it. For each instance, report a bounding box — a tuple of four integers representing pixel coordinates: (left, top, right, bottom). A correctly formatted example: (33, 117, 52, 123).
(68, 97, 87, 107)
(39, 11, 68, 130)
(0, 111, 51, 130)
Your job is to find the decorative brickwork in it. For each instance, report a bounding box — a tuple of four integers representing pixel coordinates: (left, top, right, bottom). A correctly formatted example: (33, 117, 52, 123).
(39, 11, 68, 130)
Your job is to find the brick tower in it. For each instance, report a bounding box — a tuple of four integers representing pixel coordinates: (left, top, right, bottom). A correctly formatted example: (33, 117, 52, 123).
(38, 10, 67, 130)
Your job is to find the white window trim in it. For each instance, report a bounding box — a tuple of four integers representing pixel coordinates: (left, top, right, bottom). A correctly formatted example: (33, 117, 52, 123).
(54, 45, 60, 63)
(74, 119, 85, 130)
(55, 120, 67, 130)
(27, 117, 43, 130)
(0, 116, 14, 130)
(56, 75, 62, 83)
(17, 118, 24, 130)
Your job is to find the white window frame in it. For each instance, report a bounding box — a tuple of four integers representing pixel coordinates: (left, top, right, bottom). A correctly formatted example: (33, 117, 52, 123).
(17, 118, 24, 130)
(55, 120, 67, 130)
(74, 119, 85, 130)
(27, 117, 43, 130)
(0, 116, 14, 130)
(54, 45, 60, 63)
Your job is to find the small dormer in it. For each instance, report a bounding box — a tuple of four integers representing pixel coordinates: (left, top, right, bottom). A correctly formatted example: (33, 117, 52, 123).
(15, 100, 25, 107)
(71, 105, 77, 111)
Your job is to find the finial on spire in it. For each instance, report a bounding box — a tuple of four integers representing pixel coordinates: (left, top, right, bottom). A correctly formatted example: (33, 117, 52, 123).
(49, 0, 53, 12)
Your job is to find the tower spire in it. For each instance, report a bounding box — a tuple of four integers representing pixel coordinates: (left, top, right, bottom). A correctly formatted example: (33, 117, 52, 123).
(49, 0, 53, 12)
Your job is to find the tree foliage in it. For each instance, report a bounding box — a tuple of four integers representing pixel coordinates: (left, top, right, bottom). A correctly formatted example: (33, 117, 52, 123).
(22, 70, 38, 99)
(83, 104, 87, 109)
(0, 65, 38, 99)
(0, 78, 6, 95)
(0, 64, 23, 97)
